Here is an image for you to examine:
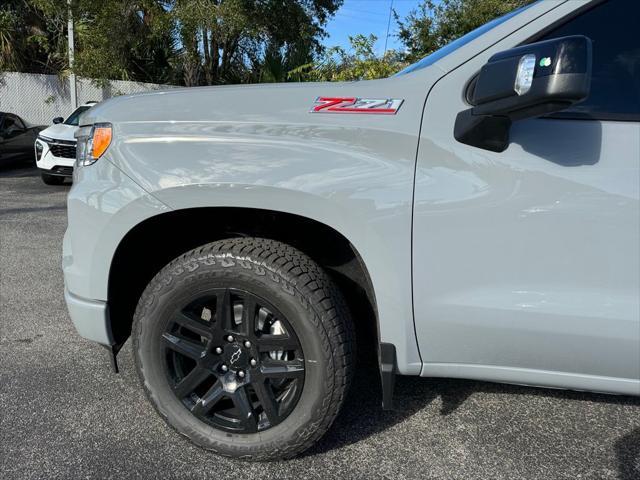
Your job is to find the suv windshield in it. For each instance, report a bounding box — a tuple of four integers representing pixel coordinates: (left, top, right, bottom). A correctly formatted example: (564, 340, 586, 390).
(395, 3, 535, 76)
(64, 106, 91, 126)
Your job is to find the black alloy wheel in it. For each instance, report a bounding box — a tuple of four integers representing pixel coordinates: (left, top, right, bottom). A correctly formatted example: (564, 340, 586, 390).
(162, 288, 304, 433)
(133, 238, 355, 460)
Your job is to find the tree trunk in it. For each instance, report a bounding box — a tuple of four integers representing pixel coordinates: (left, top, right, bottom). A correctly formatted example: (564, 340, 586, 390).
(202, 27, 212, 85)
(211, 34, 219, 83)
(183, 32, 200, 87)
(220, 34, 239, 81)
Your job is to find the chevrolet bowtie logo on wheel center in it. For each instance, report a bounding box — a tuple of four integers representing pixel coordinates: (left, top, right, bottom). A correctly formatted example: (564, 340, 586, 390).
(223, 343, 248, 369)
(229, 347, 242, 365)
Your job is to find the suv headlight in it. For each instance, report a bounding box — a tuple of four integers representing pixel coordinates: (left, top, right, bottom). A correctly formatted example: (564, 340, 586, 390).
(76, 123, 112, 166)
(35, 141, 44, 161)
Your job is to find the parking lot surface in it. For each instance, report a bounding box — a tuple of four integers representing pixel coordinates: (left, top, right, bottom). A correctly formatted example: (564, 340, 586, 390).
(1, 165, 639, 479)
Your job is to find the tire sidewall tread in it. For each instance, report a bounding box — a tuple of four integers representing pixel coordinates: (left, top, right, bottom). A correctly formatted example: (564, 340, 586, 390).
(132, 238, 354, 460)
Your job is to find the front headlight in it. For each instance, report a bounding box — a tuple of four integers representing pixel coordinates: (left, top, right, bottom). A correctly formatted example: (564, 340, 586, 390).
(76, 123, 112, 167)
(35, 141, 44, 161)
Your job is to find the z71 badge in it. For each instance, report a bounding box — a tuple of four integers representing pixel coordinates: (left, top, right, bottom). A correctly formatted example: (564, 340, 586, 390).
(311, 97, 404, 115)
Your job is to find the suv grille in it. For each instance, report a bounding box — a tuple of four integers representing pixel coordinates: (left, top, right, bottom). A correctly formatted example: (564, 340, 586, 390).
(49, 142, 77, 159)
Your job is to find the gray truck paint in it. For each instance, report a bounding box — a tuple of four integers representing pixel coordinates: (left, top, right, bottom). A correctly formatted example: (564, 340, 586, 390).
(64, 0, 639, 396)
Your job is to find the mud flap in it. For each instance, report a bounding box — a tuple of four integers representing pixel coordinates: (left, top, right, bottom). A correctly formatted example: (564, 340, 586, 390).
(103, 342, 124, 373)
(379, 343, 397, 410)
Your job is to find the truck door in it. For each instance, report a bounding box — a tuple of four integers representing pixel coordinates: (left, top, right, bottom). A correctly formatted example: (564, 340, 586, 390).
(413, 0, 640, 392)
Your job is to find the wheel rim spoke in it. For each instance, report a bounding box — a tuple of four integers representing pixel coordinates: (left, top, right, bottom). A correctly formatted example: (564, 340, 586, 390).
(216, 289, 234, 331)
(260, 358, 305, 379)
(242, 297, 257, 337)
(174, 311, 212, 339)
(191, 380, 224, 416)
(253, 380, 280, 426)
(162, 332, 206, 361)
(232, 387, 258, 432)
(173, 366, 212, 398)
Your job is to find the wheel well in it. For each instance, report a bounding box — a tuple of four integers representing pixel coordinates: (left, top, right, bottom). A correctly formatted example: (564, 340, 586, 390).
(108, 207, 379, 363)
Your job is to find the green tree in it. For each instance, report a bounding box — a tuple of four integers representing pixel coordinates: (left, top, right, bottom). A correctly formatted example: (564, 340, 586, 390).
(0, 5, 28, 72)
(0, 0, 177, 84)
(1, 0, 340, 86)
(291, 34, 404, 81)
(172, 0, 342, 86)
(396, 0, 535, 64)
(1, 0, 535, 85)
(72, 0, 176, 84)
(0, 0, 67, 74)
(293, 0, 534, 82)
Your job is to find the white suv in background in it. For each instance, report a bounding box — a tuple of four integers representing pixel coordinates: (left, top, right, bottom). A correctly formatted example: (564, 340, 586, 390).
(35, 101, 97, 185)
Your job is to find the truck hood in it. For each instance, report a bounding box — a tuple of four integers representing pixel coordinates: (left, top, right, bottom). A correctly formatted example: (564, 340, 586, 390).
(78, 78, 426, 128)
(38, 123, 77, 142)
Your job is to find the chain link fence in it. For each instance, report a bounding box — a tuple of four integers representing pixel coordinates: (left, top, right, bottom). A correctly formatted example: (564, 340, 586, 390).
(0, 72, 173, 126)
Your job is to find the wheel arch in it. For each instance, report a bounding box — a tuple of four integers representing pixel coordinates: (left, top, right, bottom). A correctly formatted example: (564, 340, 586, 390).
(108, 206, 382, 369)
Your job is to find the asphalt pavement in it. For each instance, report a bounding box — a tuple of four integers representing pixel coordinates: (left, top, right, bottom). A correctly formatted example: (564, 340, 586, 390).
(1, 165, 639, 479)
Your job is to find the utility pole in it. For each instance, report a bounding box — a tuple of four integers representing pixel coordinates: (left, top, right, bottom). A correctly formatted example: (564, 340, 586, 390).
(67, 0, 77, 110)
(384, 0, 394, 56)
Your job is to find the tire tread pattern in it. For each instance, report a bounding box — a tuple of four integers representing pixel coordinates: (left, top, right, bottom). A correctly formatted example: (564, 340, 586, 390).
(132, 237, 354, 460)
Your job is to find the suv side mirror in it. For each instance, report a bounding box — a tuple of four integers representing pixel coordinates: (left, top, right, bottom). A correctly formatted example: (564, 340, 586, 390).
(53, 117, 64, 124)
(454, 35, 592, 152)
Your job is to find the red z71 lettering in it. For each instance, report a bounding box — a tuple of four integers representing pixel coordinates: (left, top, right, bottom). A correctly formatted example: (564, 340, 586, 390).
(311, 97, 404, 115)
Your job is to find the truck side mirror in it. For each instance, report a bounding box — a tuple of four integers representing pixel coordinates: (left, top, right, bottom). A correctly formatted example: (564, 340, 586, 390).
(53, 117, 64, 124)
(454, 35, 592, 152)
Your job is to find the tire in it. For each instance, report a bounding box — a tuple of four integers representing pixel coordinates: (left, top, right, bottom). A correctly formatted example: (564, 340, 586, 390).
(40, 172, 65, 185)
(133, 238, 355, 460)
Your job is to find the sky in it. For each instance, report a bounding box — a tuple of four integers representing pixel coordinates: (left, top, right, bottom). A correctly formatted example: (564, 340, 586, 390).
(323, 0, 423, 54)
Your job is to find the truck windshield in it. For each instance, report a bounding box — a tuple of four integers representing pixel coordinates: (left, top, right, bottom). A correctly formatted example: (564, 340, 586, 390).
(395, 3, 535, 76)
(64, 106, 91, 126)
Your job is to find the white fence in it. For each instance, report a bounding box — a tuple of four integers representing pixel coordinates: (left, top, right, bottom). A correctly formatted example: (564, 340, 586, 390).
(0, 72, 172, 126)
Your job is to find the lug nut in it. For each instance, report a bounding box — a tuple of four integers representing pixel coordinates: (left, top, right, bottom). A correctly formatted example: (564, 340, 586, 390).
(226, 335, 234, 342)
(237, 370, 245, 378)
(244, 341, 251, 348)
(215, 347, 223, 354)
(250, 358, 257, 367)
(221, 365, 228, 372)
